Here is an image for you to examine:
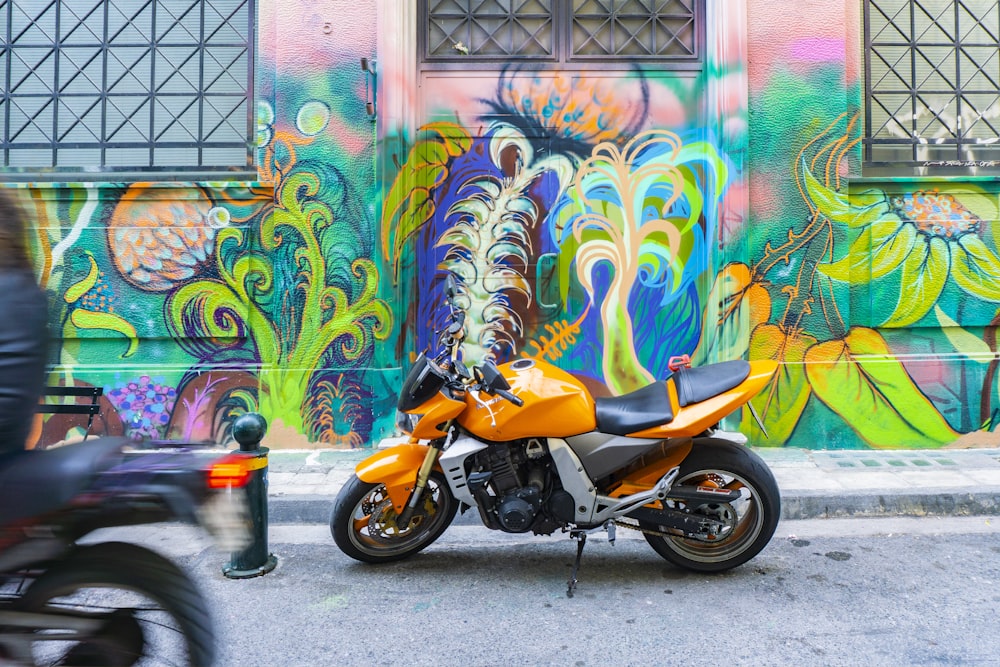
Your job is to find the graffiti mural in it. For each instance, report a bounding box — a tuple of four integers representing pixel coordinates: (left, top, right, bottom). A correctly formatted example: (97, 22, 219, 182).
(384, 11, 743, 406)
(10, 182, 262, 447)
(740, 124, 1000, 447)
(19, 149, 390, 450)
(551, 129, 728, 395)
(12, 0, 390, 449)
(743, 0, 1000, 448)
(10, 1, 996, 450)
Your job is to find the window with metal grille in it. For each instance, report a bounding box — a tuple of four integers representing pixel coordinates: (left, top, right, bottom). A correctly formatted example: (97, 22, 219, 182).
(0, 0, 255, 177)
(421, 0, 702, 68)
(864, 0, 1000, 171)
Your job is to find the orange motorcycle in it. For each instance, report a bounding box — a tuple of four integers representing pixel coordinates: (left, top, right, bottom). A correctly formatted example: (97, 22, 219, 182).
(330, 277, 780, 595)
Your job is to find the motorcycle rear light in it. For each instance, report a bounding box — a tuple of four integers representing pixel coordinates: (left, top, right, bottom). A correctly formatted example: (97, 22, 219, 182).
(208, 453, 256, 489)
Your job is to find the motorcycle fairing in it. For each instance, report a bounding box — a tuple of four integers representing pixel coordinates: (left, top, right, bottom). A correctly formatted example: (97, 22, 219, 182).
(409, 392, 466, 440)
(547, 438, 597, 524)
(355, 443, 440, 513)
(438, 436, 488, 506)
(461, 359, 597, 441)
(564, 432, 662, 481)
(398, 353, 448, 412)
(549, 437, 693, 526)
(604, 438, 693, 498)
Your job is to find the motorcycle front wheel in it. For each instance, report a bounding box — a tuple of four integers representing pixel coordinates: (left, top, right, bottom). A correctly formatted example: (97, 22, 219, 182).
(330, 471, 457, 564)
(639, 439, 780, 573)
(11, 541, 214, 667)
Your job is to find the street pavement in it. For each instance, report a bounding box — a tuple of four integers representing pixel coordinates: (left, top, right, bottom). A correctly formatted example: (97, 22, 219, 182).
(263, 443, 1000, 524)
(98, 516, 1000, 667)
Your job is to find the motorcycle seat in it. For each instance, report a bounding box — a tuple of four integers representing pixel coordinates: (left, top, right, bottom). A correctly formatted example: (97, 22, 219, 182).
(594, 381, 673, 436)
(674, 360, 751, 406)
(0, 437, 127, 527)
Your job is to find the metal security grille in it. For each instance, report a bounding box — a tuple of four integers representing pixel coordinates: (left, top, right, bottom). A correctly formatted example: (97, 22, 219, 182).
(864, 0, 1000, 168)
(422, 0, 701, 65)
(0, 0, 254, 173)
(425, 0, 555, 59)
(571, 0, 698, 59)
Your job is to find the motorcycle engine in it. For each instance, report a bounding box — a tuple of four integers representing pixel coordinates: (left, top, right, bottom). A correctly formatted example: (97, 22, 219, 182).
(478, 441, 550, 534)
(497, 486, 541, 532)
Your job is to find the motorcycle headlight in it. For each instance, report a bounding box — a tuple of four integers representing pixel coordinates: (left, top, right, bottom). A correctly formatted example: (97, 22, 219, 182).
(395, 410, 421, 435)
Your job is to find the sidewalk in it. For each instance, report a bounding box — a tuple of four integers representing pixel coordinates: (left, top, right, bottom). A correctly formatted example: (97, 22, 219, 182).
(264, 446, 1000, 524)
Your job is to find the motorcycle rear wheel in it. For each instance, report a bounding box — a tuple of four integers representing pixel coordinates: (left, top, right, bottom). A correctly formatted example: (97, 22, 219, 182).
(12, 541, 214, 667)
(330, 471, 457, 563)
(639, 440, 780, 573)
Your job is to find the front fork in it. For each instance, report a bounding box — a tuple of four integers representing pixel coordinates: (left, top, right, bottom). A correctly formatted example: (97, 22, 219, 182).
(396, 421, 452, 528)
(397, 444, 440, 528)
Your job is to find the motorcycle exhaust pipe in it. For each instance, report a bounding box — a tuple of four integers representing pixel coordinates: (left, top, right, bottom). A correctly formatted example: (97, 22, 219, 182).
(468, 471, 499, 530)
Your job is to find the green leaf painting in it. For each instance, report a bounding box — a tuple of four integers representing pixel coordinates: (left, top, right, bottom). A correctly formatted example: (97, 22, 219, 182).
(745, 324, 815, 445)
(805, 328, 959, 448)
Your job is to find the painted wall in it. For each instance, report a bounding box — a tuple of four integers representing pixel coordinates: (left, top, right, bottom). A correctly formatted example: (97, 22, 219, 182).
(243, 0, 393, 447)
(10, 0, 997, 451)
(378, 3, 748, 410)
(14, 0, 392, 450)
(12, 182, 275, 446)
(745, 0, 1000, 449)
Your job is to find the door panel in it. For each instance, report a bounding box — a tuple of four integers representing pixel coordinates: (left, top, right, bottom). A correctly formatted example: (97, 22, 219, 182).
(395, 43, 722, 396)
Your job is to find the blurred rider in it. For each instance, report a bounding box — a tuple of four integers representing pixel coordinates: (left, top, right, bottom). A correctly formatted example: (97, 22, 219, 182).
(0, 189, 48, 456)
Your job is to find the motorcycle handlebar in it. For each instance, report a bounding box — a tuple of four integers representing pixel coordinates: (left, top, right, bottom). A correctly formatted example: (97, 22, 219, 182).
(497, 388, 523, 407)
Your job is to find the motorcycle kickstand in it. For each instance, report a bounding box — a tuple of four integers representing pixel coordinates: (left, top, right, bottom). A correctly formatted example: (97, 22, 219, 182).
(567, 530, 587, 598)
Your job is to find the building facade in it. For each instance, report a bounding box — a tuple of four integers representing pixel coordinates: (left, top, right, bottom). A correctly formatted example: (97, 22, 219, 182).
(3, 0, 998, 450)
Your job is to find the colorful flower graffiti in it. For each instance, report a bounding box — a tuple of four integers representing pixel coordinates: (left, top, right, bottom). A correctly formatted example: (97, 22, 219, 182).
(741, 0, 1000, 449)
(107, 376, 177, 441)
(552, 129, 728, 395)
(387, 66, 734, 404)
(165, 166, 391, 445)
(738, 111, 1000, 447)
(817, 186, 1000, 328)
(18, 62, 390, 450)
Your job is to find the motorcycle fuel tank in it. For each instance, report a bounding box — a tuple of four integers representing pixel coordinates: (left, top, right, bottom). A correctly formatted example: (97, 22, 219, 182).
(460, 358, 597, 441)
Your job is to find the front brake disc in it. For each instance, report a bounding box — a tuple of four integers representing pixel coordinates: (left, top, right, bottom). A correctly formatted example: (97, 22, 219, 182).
(367, 498, 403, 543)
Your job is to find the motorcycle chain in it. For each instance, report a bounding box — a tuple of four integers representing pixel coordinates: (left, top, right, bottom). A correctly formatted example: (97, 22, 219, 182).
(613, 518, 673, 539)
(613, 517, 728, 542)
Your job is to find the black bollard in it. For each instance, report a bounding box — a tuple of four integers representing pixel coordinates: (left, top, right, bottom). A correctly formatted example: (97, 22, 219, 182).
(223, 413, 278, 579)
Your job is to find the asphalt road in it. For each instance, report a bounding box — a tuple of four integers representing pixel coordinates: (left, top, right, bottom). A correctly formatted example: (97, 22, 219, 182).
(83, 516, 1000, 667)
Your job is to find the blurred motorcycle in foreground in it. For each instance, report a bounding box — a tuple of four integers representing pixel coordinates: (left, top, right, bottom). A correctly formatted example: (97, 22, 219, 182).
(0, 437, 255, 666)
(331, 276, 781, 596)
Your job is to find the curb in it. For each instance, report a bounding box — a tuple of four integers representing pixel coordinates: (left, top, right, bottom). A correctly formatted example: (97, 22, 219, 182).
(267, 495, 485, 525)
(781, 489, 1000, 520)
(262, 447, 1000, 524)
(266, 488, 1000, 525)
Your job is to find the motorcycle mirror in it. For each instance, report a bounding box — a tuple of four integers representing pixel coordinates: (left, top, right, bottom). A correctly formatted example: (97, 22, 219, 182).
(443, 274, 460, 300)
(446, 310, 465, 335)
